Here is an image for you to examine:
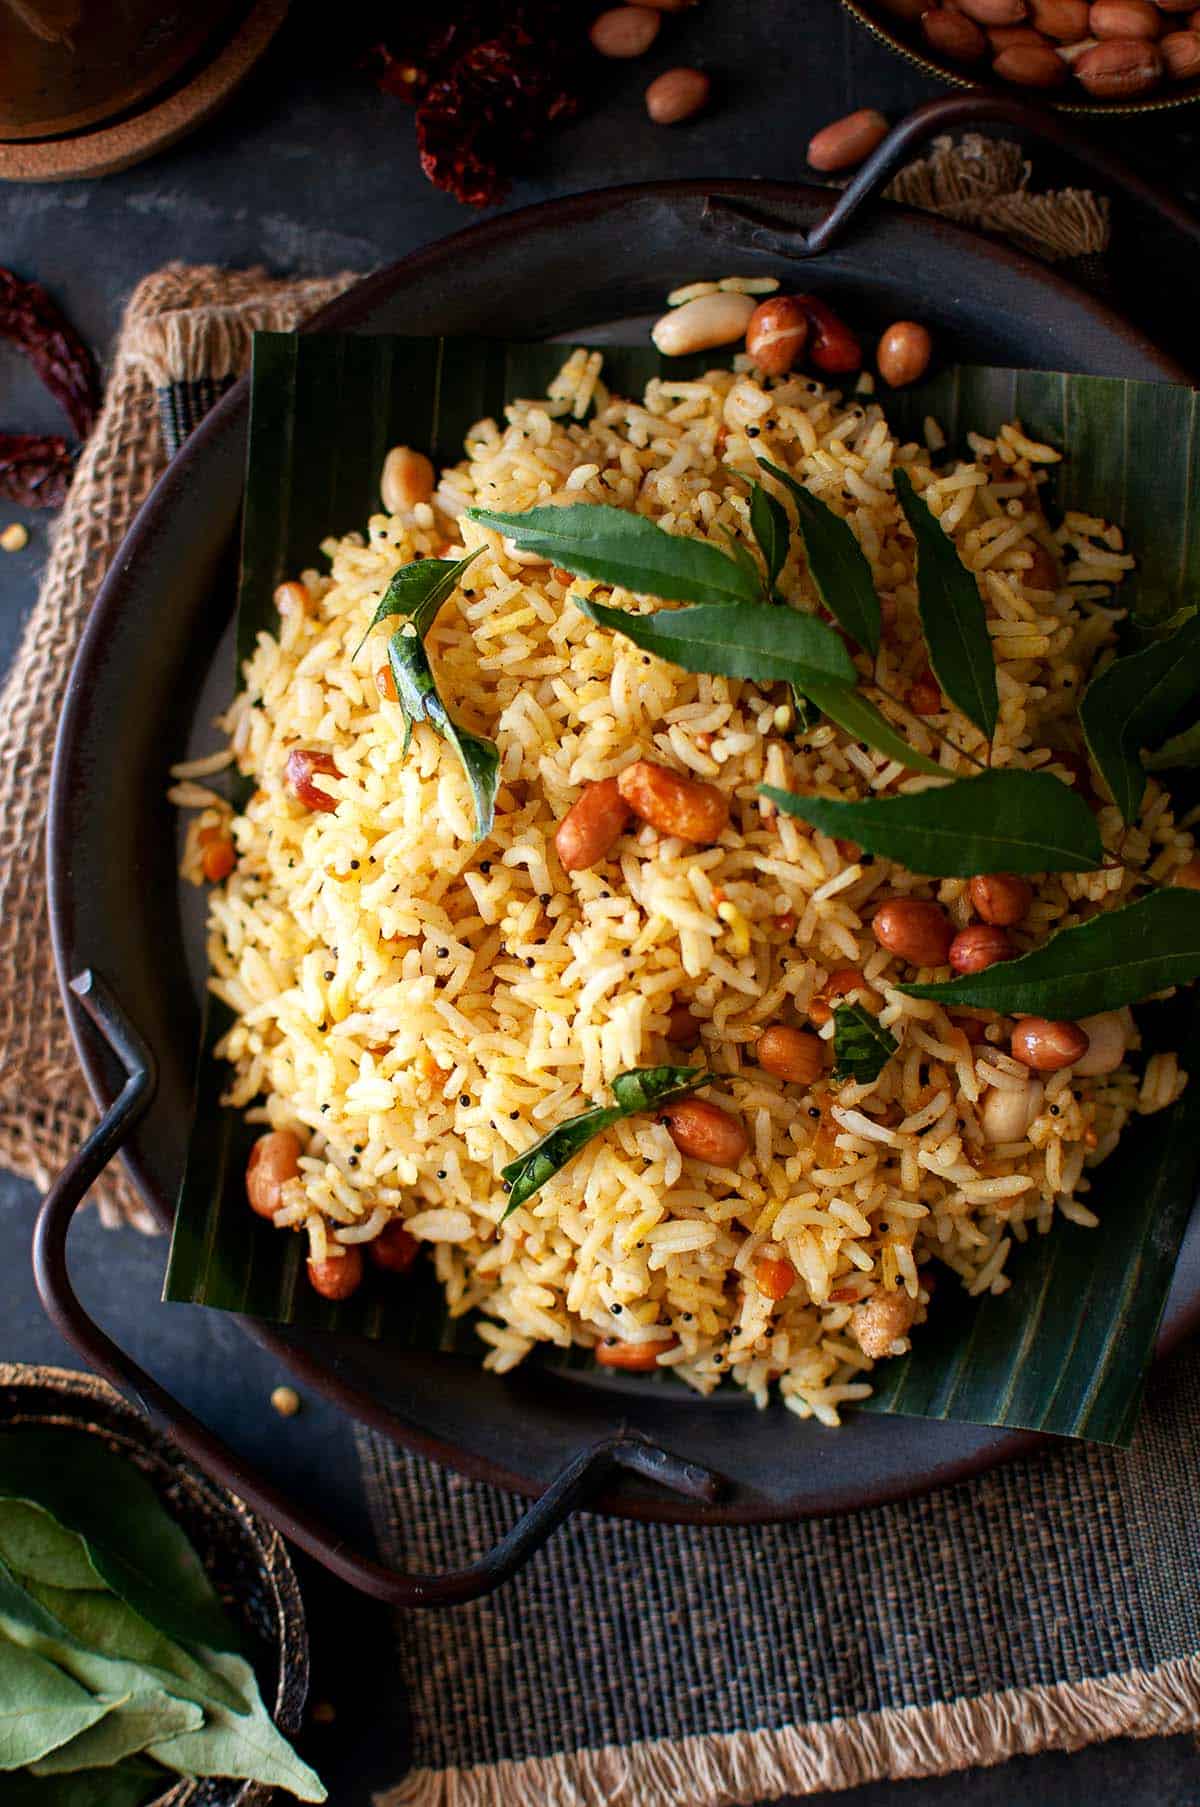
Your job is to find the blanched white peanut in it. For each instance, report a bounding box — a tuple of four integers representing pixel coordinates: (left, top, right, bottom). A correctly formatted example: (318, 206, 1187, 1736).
(1071, 1008, 1132, 1076)
(651, 291, 757, 357)
(381, 446, 434, 513)
(980, 1078, 1044, 1144)
(851, 1289, 918, 1359)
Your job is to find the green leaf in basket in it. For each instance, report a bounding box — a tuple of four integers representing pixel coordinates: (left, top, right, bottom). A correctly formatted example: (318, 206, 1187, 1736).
(1080, 613, 1200, 822)
(831, 1003, 898, 1084)
(30, 1691, 202, 1775)
(0, 1502, 104, 1592)
(147, 1648, 326, 1802)
(0, 1636, 117, 1769)
(502, 1065, 708, 1216)
(758, 458, 882, 657)
(574, 594, 857, 689)
(903, 887, 1200, 1017)
(758, 768, 1103, 876)
(893, 467, 998, 740)
(468, 501, 765, 605)
(353, 546, 482, 655)
(0, 1432, 238, 1655)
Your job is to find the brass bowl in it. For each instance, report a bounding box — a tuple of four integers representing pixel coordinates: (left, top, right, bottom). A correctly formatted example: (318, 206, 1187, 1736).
(0, 1363, 311, 1807)
(840, 1, 1200, 117)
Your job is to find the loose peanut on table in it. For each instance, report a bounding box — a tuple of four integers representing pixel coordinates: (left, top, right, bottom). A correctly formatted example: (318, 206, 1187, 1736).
(645, 66, 711, 123)
(307, 1247, 364, 1301)
(1011, 1017, 1091, 1071)
(807, 108, 889, 173)
(555, 776, 632, 871)
(246, 1129, 302, 1220)
(589, 5, 661, 56)
(617, 759, 729, 843)
(745, 295, 809, 375)
(659, 1097, 748, 1166)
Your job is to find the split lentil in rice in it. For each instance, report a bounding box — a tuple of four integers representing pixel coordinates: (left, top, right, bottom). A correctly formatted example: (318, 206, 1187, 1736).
(175, 345, 1193, 1427)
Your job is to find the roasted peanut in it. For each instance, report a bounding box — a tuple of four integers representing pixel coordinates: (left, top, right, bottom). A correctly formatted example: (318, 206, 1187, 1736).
(375, 664, 398, 702)
(1072, 1008, 1130, 1076)
(285, 748, 340, 812)
(851, 1289, 917, 1359)
(1031, 0, 1090, 35)
(199, 828, 236, 884)
(756, 1024, 825, 1086)
(989, 22, 1053, 45)
(800, 296, 863, 375)
(877, 320, 933, 388)
(1011, 1017, 1090, 1071)
(617, 759, 729, 843)
(905, 667, 943, 715)
(307, 1246, 364, 1301)
(957, 0, 1028, 18)
(809, 966, 876, 1026)
(274, 580, 311, 618)
(1074, 36, 1163, 91)
(555, 777, 632, 871)
(1090, 0, 1162, 35)
(1162, 27, 1200, 73)
(1172, 856, 1200, 889)
(968, 872, 1031, 926)
(368, 1220, 421, 1273)
(922, 8, 990, 59)
(659, 1097, 748, 1166)
(745, 295, 809, 376)
(651, 290, 757, 357)
(873, 898, 955, 968)
(380, 446, 434, 514)
(993, 40, 1070, 79)
(665, 1002, 703, 1047)
(589, 5, 660, 56)
(1023, 542, 1060, 591)
(980, 1077, 1044, 1143)
(645, 66, 711, 123)
(754, 1255, 796, 1301)
(807, 108, 889, 173)
(594, 1333, 678, 1369)
(246, 1129, 302, 1220)
(949, 924, 1014, 974)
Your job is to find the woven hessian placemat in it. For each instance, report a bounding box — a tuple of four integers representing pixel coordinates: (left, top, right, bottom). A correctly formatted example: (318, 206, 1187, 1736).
(10, 146, 1198, 1805)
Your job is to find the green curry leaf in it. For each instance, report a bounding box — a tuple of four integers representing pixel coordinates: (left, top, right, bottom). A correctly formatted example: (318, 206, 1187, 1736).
(354, 547, 482, 655)
(385, 626, 499, 841)
(798, 681, 946, 778)
(746, 478, 791, 593)
(502, 1065, 708, 1216)
(574, 595, 857, 689)
(758, 768, 1103, 877)
(467, 501, 763, 604)
(832, 1004, 898, 1084)
(893, 467, 998, 741)
(1080, 614, 1200, 822)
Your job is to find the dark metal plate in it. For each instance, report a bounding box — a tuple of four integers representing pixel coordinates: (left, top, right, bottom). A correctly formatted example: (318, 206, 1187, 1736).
(47, 177, 1200, 1523)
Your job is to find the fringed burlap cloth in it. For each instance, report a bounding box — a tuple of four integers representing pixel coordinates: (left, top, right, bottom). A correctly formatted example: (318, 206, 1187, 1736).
(9, 138, 1195, 1807)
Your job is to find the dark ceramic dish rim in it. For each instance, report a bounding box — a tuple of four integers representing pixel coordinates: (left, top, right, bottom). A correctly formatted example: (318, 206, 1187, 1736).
(46, 173, 1200, 1529)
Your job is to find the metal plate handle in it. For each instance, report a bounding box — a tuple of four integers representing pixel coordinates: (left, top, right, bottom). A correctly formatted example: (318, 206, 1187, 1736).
(33, 972, 724, 1608)
(702, 91, 1200, 260)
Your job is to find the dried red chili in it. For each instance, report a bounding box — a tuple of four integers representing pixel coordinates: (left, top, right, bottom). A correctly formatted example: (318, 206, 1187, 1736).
(363, 4, 592, 208)
(0, 268, 98, 509)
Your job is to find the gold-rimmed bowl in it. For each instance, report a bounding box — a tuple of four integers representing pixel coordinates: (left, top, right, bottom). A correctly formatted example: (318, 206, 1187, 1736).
(840, 1, 1200, 117)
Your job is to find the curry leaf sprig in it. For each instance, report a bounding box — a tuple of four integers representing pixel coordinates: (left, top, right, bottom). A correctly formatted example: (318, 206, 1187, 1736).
(893, 468, 999, 741)
(360, 549, 499, 841)
(500, 1065, 709, 1217)
(832, 1003, 898, 1084)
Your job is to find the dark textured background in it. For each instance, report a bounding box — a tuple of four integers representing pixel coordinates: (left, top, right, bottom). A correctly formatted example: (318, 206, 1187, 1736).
(3, 2, 1200, 1800)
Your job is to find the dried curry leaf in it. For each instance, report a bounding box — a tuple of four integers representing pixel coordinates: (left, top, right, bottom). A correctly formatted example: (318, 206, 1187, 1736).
(502, 1065, 708, 1215)
(758, 769, 1103, 877)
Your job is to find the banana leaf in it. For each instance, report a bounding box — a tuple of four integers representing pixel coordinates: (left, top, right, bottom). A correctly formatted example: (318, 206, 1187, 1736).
(166, 336, 1200, 1444)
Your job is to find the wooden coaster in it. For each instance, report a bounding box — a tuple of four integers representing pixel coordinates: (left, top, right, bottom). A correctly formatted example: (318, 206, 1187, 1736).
(0, 0, 291, 184)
